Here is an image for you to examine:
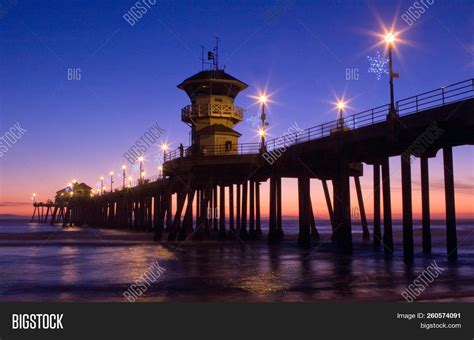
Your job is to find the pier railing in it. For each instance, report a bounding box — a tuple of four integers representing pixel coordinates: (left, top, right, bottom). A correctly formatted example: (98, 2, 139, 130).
(164, 143, 260, 161)
(396, 78, 473, 116)
(165, 78, 474, 160)
(266, 78, 474, 150)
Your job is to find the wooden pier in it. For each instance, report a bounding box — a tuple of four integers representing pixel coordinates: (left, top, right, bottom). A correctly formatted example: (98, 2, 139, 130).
(33, 77, 474, 261)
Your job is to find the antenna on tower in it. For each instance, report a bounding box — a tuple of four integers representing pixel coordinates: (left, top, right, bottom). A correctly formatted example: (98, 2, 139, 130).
(200, 45, 205, 71)
(206, 37, 220, 71)
(213, 36, 219, 70)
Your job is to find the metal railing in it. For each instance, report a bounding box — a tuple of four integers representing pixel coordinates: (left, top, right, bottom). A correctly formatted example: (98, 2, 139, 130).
(267, 78, 473, 151)
(165, 143, 260, 161)
(97, 174, 165, 195)
(181, 103, 244, 122)
(165, 78, 473, 161)
(397, 79, 474, 116)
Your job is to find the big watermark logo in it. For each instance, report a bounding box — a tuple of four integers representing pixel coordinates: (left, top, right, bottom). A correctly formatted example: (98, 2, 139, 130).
(263, 122, 304, 165)
(401, 122, 444, 164)
(123, 260, 166, 302)
(401, 260, 444, 302)
(0, 122, 27, 158)
(123, 0, 157, 27)
(123, 122, 165, 165)
(401, 0, 435, 26)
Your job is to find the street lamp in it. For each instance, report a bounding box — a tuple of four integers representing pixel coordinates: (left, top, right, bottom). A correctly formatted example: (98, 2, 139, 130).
(32, 193, 36, 203)
(110, 171, 114, 192)
(158, 165, 163, 178)
(138, 156, 144, 183)
(384, 31, 399, 118)
(258, 94, 268, 152)
(336, 100, 346, 130)
(128, 176, 132, 188)
(121, 165, 126, 189)
(100, 176, 104, 194)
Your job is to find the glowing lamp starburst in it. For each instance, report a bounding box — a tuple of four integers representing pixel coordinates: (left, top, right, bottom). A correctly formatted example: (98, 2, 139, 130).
(337, 101, 345, 111)
(384, 32, 395, 45)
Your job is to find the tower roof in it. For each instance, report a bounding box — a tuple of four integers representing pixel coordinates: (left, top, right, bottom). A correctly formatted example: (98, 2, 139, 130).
(196, 124, 242, 137)
(177, 70, 248, 99)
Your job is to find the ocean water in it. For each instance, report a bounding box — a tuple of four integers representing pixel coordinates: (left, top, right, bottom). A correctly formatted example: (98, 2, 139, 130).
(0, 219, 473, 302)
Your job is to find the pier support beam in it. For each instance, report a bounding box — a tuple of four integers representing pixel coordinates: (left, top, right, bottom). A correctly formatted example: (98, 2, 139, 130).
(381, 158, 393, 254)
(354, 176, 370, 240)
(178, 189, 195, 241)
(268, 176, 278, 243)
(154, 194, 165, 241)
(236, 184, 241, 232)
(147, 196, 153, 230)
(420, 156, 431, 253)
(168, 191, 186, 241)
(229, 185, 235, 234)
(297, 175, 311, 248)
(373, 164, 382, 246)
(255, 182, 262, 240)
(276, 176, 284, 241)
(165, 194, 173, 232)
(139, 197, 146, 229)
(322, 180, 335, 232)
(195, 190, 200, 227)
(218, 185, 227, 240)
(240, 181, 249, 240)
(249, 180, 256, 239)
(31, 205, 37, 223)
(153, 195, 160, 230)
(443, 147, 457, 260)
(401, 155, 414, 261)
(195, 188, 211, 240)
(332, 164, 352, 251)
(309, 195, 320, 241)
(212, 185, 218, 233)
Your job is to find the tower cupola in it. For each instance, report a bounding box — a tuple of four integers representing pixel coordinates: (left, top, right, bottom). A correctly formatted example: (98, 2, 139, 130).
(178, 69, 248, 156)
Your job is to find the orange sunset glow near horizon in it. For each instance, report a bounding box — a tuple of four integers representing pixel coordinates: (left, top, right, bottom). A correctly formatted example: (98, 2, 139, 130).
(1, 146, 472, 220)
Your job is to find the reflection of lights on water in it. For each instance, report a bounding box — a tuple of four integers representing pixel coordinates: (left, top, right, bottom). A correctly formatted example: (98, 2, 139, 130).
(234, 273, 286, 295)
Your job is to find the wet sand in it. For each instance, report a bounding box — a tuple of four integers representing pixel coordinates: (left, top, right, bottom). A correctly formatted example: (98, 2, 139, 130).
(0, 219, 473, 302)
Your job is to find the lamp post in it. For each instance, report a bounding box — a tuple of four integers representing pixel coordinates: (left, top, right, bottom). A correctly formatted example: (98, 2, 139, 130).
(158, 166, 163, 178)
(121, 165, 126, 189)
(161, 143, 169, 162)
(337, 100, 345, 130)
(110, 171, 114, 192)
(258, 94, 268, 153)
(32, 193, 36, 203)
(100, 176, 104, 194)
(384, 32, 399, 118)
(138, 156, 144, 184)
(128, 176, 132, 188)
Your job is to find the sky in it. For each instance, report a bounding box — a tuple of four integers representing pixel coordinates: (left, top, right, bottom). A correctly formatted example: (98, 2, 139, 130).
(0, 0, 472, 219)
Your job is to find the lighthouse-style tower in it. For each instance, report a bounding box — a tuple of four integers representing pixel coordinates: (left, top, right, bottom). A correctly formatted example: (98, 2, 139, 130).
(178, 68, 248, 156)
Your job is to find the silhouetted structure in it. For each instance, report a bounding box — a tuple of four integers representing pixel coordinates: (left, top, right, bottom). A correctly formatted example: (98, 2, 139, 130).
(33, 75, 474, 261)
